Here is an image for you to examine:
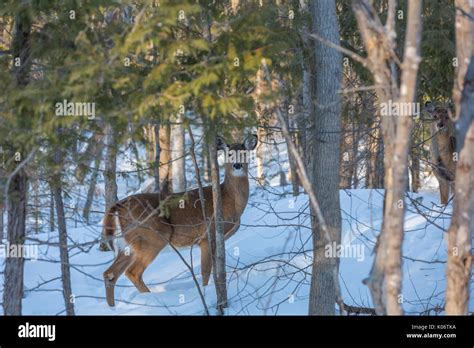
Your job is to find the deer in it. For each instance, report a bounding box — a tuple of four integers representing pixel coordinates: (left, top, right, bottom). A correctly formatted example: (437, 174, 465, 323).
(425, 101, 456, 204)
(102, 134, 258, 306)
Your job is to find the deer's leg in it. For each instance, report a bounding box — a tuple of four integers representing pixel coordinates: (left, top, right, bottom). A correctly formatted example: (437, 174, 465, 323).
(125, 237, 167, 293)
(103, 251, 132, 307)
(439, 180, 449, 205)
(200, 239, 212, 286)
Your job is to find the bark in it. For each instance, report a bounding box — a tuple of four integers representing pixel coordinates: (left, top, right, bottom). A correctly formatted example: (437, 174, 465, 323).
(308, 0, 343, 315)
(74, 134, 103, 183)
(367, 119, 384, 188)
(0, 203, 4, 241)
(3, 9, 31, 316)
(202, 141, 211, 183)
(171, 113, 186, 193)
(452, 0, 474, 121)
(410, 152, 421, 193)
(83, 155, 101, 223)
(52, 144, 75, 316)
(445, 57, 474, 315)
(208, 127, 227, 314)
(298, 0, 313, 165)
(2, 169, 27, 315)
(261, 59, 345, 315)
(253, 67, 271, 185)
(159, 124, 171, 194)
(49, 191, 55, 232)
(153, 123, 161, 193)
(144, 123, 156, 165)
(104, 123, 118, 211)
(339, 116, 354, 189)
(354, 0, 423, 315)
(32, 178, 40, 233)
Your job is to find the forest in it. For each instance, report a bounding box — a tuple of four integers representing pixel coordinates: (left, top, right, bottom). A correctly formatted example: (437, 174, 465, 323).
(0, 0, 473, 318)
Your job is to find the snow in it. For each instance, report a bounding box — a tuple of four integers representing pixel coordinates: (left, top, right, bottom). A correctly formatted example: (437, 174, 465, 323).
(1, 184, 468, 315)
(0, 134, 471, 316)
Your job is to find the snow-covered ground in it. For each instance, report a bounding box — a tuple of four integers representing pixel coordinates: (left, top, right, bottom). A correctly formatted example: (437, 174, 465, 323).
(1, 185, 465, 315)
(0, 133, 470, 315)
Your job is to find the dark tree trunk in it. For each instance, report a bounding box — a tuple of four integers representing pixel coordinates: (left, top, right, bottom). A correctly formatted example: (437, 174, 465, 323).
(49, 191, 55, 232)
(208, 127, 227, 314)
(3, 169, 28, 315)
(3, 9, 31, 316)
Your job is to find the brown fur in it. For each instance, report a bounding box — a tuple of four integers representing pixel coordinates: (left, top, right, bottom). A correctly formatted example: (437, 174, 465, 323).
(427, 104, 456, 204)
(102, 136, 256, 306)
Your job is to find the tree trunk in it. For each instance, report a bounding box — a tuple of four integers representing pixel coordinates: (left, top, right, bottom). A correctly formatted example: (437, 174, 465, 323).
(298, 0, 313, 169)
(104, 124, 118, 211)
(51, 144, 75, 316)
(445, 18, 474, 313)
(2, 169, 27, 315)
(367, 121, 384, 189)
(171, 113, 186, 193)
(32, 178, 40, 233)
(354, 0, 423, 315)
(49, 191, 55, 232)
(254, 67, 269, 186)
(202, 140, 211, 183)
(339, 117, 354, 189)
(445, 84, 474, 314)
(159, 124, 171, 194)
(410, 152, 421, 193)
(307, 0, 343, 316)
(208, 128, 227, 314)
(452, 0, 474, 121)
(0, 203, 4, 242)
(153, 123, 161, 193)
(83, 155, 101, 223)
(3, 9, 31, 316)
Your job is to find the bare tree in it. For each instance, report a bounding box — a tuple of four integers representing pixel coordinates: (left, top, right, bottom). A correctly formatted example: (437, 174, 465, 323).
(51, 142, 75, 316)
(445, 0, 474, 314)
(353, 0, 423, 315)
(452, 0, 474, 121)
(445, 59, 474, 315)
(307, 0, 343, 315)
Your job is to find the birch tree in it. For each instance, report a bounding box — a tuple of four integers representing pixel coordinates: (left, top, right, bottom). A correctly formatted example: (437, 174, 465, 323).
(170, 113, 186, 193)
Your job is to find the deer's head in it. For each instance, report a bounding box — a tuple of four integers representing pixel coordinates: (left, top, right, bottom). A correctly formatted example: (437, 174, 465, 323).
(424, 101, 454, 133)
(216, 134, 258, 178)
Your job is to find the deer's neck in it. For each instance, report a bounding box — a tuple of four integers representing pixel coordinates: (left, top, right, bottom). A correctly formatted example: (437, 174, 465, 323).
(221, 175, 249, 219)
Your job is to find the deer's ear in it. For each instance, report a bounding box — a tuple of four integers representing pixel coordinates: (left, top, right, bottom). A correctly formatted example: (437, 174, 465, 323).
(216, 136, 228, 151)
(243, 134, 258, 150)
